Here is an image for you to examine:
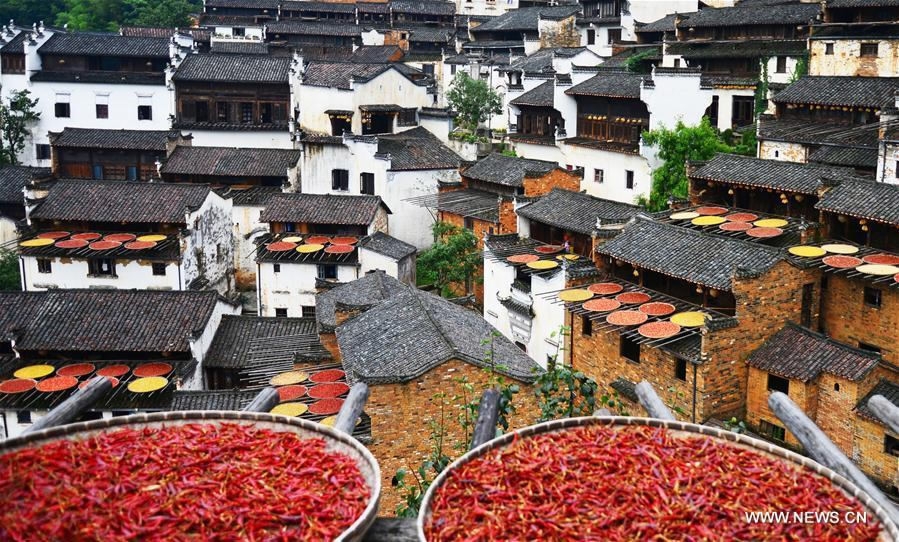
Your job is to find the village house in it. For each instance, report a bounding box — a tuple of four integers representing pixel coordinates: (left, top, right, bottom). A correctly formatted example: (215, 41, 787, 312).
(468, 5, 582, 57)
(266, 20, 361, 57)
(255, 192, 400, 317)
(18, 180, 234, 294)
(49, 128, 189, 181)
(0, 166, 49, 244)
(313, 271, 542, 510)
(299, 127, 461, 249)
(200, 0, 278, 24)
(170, 53, 295, 148)
(0, 27, 181, 166)
(0, 289, 240, 438)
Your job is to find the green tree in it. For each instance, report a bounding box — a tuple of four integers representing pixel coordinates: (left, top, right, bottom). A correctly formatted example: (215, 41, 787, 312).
(0, 88, 40, 166)
(0, 0, 67, 30)
(54, 0, 124, 31)
(445, 73, 503, 132)
(416, 221, 481, 297)
(0, 249, 21, 291)
(640, 118, 732, 211)
(123, 0, 198, 28)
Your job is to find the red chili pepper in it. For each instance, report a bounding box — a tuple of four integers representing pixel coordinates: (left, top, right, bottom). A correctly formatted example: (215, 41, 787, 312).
(0, 423, 369, 540)
(424, 425, 882, 541)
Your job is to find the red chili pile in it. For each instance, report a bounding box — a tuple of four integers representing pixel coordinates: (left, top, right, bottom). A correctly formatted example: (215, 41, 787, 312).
(424, 424, 881, 541)
(0, 423, 370, 541)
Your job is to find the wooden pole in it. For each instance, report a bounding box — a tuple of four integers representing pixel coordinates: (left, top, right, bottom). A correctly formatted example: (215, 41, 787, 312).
(471, 389, 500, 449)
(334, 383, 369, 436)
(25, 376, 112, 434)
(868, 395, 899, 436)
(769, 391, 899, 525)
(635, 380, 675, 420)
(242, 387, 280, 413)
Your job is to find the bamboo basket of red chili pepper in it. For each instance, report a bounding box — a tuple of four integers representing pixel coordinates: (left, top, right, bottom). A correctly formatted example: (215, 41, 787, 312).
(417, 417, 899, 541)
(0, 410, 380, 541)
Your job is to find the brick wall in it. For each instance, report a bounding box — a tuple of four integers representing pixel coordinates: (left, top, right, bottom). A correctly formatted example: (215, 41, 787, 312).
(521, 168, 580, 197)
(821, 275, 898, 364)
(365, 359, 539, 514)
(745, 366, 813, 448)
(852, 416, 898, 488)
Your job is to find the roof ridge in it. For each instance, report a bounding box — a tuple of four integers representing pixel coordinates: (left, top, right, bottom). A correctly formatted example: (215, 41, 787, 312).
(784, 321, 882, 360)
(410, 288, 458, 359)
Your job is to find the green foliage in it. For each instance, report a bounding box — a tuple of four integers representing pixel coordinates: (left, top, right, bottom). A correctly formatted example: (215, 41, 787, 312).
(499, 146, 516, 157)
(641, 118, 731, 211)
(0, 88, 40, 166)
(392, 393, 452, 518)
(416, 221, 481, 297)
(0, 0, 66, 30)
(0, 249, 21, 291)
(446, 73, 503, 132)
(1, 0, 199, 32)
(755, 57, 770, 116)
(122, 0, 197, 28)
(448, 129, 486, 144)
(732, 127, 757, 156)
(624, 49, 655, 74)
(534, 363, 603, 421)
(55, 0, 125, 31)
(723, 416, 747, 434)
(790, 54, 808, 83)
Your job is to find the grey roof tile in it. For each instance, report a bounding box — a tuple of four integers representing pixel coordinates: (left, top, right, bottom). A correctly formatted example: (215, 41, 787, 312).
(30, 70, 165, 85)
(517, 188, 641, 236)
(161, 146, 300, 178)
(667, 39, 807, 59)
(282, 0, 356, 12)
(377, 127, 461, 170)
(596, 217, 783, 291)
(260, 193, 388, 225)
(205, 315, 320, 369)
(510, 80, 554, 107)
(0, 290, 221, 353)
(205, 0, 279, 7)
(224, 185, 282, 206)
(209, 41, 270, 54)
(50, 128, 181, 151)
(170, 389, 259, 410)
(689, 153, 858, 195)
(747, 323, 880, 382)
(773, 76, 899, 109)
(758, 118, 879, 149)
(827, 0, 899, 6)
(472, 5, 581, 33)
(0, 31, 29, 54)
(38, 32, 170, 57)
(808, 146, 878, 169)
(463, 153, 557, 187)
(676, 2, 819, 28)
(390, 0, 455, 15)
(349, 45, 404, 63)
(358, 231, 416, 260)
(431, 188, 499, 222)
(815, 177, 899, 226)
(565, 69, 645, 98)
(336, 285, 541, 383)
(316, 270, 408, 329)
(31, 180, 211, 224)
(301, 61, 392, 89)
(635, 13, 685, 33)
(119, 26, 177, 38)
(0, 166, 50, 204)
(173, 54, 291, 83)
(856, 379, 899, 424)
(266, 20, 362, 36)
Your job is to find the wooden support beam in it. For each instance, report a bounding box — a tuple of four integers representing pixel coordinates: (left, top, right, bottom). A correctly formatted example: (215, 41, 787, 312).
(769, 391, 899, 525)
(471, 389, 500, 450)
(635, 380, 675, 421)
(334, 383, 369, 436)
(242, 387, 280, 413)
(25, 376, 112, 434)
(868, 395, 899, 436)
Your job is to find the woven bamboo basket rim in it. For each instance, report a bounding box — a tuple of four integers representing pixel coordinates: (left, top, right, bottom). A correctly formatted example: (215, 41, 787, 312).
(417, 416, 899, 541)
(0, 410, 381, 542)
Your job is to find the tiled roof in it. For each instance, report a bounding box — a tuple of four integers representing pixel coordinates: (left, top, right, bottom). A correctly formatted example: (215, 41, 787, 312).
(336, 285, 541, 384)
(0, 290, 221, 353)
(471, 5, 581, 33)
(0, 31, 29, 54)
(31, 180, 211, 225)
(260, 193, 388, 225)
(596, 217, 783, 291)
(282, 0, 356, 12)
(827, 0, 899, 6)
(205, 0, 279, 8)
(30, 70, 165, 85)
(505, 47, 589, 73)
(358, 231, 416, 260)
(119, 26, 177, 38)
(50, 128, 180, 151)
(517, 188, 641, 236)
(431, 188, 499, 222)
(170, 389, 259, 410)
(773, 76, 899, 109)
(161, 146, 300, 178)
(689, 153, 857, 195)
(747, 323, 879, 382)
(510, 80, 554, 107)
(635, 13, 684, 33)
(599, 46, 662, 68)
(301, 61, 392, 89)
(855, 379, 899, 425)
(316, 270, 408, 329)
(358, 2, 390, 13)
(463, 153, 557, 187)
(0, 166, 49, 204)
(223, 185, 282, 206)
(565, 69, 644, 98)
(816, 178, 899, 226)
(173, 54, 290, 83)
(205, 315, 319, 369)
(676, 2, 819, 28)
(667, 39, 807, 59)
(38, 32, 170, 57)
(266, 20, 362, 36)
(808, 146, 878, 169)
(758, 118, 879, 149)
(209, 41, 270, 54)
(406, 26, 456, 42)
(378, 127, 461, 170)
(390, 0, 455, 15)
(349, 45, 404, 63)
